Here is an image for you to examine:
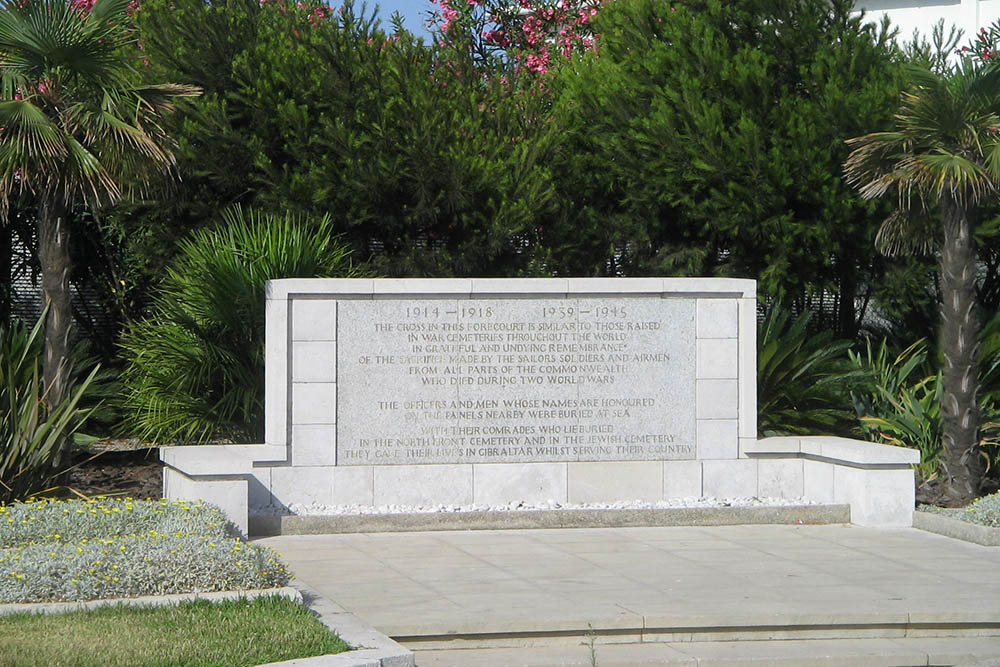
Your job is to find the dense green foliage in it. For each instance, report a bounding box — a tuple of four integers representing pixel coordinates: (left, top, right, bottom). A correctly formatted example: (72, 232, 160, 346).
(0, 0, 197, 439)
(119, 207, 364, 444)
(757, 304, 861, 436)
(2, 0, 999, 491)
(545, 0, 905, 336)
(126, 0, 557, 279)
(850, 339, 942, 475)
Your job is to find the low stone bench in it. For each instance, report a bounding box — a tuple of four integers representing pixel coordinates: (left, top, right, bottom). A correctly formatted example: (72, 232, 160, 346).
(162, 444, 286, 536)
(745, 436, 919, 527)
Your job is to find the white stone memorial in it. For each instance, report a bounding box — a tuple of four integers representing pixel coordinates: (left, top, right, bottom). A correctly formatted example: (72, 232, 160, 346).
(161, 278, 919, 534)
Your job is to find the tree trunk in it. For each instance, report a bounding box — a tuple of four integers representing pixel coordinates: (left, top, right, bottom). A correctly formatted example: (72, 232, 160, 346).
(36, 188, 74, 466)
(937, 190, 983, 505)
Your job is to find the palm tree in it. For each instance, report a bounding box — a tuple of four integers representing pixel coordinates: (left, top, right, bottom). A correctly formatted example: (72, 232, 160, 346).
(0, 0, 198, 461)
(844, 60, 1000, 505)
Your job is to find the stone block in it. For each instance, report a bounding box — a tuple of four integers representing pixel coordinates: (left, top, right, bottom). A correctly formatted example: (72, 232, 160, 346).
(799, 436, 921, 465)
(270, 466, 335, 509)
(473, 463, 568, 505)
(658, 277, 756, 298)
(291, 383, 336, 425)
(738, 297, 757, 438)
(163, 468, 248, 536)
(267, 278, 375, 300)
(292, 341, 337, 383)
(160, 444, 286, 476)
(803, 459, 835, 504)
(738, 437, 758, 459)
(696, 338, 739, 379)
(757, 458, 804, 499)
(264, 296, 288, 446)
(292, 424, 337, 466)
(834, 466, 916, 527)
(702, 459, 758, 498)
(745, 437, 801, 455)
(291, 299, 337, 341)
(696, 299, 738, 338)
(248, 468, 272, 510)
(470, 278, 569, 296)
(567, 461, 662, 503)
(696, 419, 739, 459)
(565, 277, 664, 295)
(663, 460, 703, 498)
(373, 465, 473, 506)
(696, 379, 739, 419)
(373, 278, 473, 297)
(332, 466, 375, 506)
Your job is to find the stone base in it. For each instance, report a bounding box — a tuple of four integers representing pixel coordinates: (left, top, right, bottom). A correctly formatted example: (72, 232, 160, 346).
(162, 437, 920, 534)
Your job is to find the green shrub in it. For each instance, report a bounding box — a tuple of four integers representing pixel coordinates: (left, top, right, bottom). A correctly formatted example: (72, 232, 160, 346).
(757, 303, 862, 436)
(1, 316, 99, 503)
(0, 499, 289, 603)
(119, 207, 366, 444)
(921, 491, 1000, 527)
(0, 498, 231, 547)
(849, 338, 942, 476)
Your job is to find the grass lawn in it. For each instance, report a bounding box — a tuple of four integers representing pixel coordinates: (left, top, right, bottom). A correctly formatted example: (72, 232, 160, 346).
(0, 594, 350, 666)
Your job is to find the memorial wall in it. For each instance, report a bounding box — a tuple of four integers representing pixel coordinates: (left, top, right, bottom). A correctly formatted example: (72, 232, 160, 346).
(160, 277, 924, 531)
(258, 278, 757, 508)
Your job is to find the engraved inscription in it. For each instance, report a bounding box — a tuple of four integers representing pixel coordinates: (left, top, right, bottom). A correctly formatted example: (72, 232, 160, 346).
(336, 298, 696, 464)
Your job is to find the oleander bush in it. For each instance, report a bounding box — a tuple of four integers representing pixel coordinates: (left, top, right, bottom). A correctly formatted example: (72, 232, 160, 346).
(0, 499, 290, 603)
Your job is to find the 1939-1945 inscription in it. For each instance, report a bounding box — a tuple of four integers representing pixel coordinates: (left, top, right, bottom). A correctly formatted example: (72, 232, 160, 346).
(336, 298, 696, 465)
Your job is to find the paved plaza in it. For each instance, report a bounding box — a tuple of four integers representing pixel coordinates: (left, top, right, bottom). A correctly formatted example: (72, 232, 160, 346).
(258, 524, 1000, 665)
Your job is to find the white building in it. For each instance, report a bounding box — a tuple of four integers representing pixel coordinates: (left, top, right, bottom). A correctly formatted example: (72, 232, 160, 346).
(859, 0, 1000, 43)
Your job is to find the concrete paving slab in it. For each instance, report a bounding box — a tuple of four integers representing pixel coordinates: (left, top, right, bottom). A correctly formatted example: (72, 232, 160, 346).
(256, 525, 1000, 651)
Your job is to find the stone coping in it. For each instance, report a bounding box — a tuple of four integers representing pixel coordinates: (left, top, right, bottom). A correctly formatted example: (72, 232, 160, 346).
(913, 510, 1000, 546)
(747, 436, 920, 467)
(0, 585, 412, 667)
(266, 277, 757, 300)
(161, 443, 287, 475)
(249, 504, 850, 536)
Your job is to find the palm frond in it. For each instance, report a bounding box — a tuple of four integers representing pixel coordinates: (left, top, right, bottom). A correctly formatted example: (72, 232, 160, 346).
(875, 208, 937, 256)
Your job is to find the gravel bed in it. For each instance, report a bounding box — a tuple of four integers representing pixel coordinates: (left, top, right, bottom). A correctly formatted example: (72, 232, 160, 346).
(255, 496, 819, 517)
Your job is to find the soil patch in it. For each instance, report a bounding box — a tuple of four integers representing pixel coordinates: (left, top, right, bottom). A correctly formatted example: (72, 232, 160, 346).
(66, 444, 163, 500)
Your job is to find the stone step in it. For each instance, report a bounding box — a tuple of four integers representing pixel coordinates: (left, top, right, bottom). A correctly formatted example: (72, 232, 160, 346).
(393, 610, 1000, 651)
(411, 637, 1000, 667)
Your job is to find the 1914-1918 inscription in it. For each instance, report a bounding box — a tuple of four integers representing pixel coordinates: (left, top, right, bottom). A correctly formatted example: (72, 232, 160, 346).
(336, 298, 696, 465)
